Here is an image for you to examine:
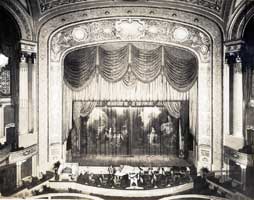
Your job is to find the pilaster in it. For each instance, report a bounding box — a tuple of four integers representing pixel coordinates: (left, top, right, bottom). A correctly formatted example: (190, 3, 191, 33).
(18, 40, 37, 148)
(32, 155, 38, 177)
(16, 161, 22, 187)
(225, 40, 245, 144)
(197, 62, 212, 171)
(240, 164, 247, 191)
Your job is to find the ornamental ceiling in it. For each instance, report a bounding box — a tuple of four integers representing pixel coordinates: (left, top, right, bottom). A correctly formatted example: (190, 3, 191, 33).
(18, 0, 244, 22)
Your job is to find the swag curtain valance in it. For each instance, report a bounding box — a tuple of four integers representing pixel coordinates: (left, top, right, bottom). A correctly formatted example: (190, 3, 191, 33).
(64, 44, 198, 92)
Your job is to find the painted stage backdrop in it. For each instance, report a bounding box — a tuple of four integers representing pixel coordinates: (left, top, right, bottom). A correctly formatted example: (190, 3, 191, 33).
(80, 107, 178, 156)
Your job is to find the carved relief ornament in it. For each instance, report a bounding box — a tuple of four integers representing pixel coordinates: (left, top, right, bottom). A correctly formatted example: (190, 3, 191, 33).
(50, 18, 211, 63)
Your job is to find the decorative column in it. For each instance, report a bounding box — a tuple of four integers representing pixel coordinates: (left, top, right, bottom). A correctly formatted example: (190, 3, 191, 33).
(0, 105, 4, 140)
(225, 41, 244, 140)
(32, 155, 37, 177)
(28, 53, 37, 133)
(224, 52, 230, 136)
(197, 62, 212, 171)
(16, 161, 22, 187)
(18, 40, 37, 148)
(18, 52, 29, 136)
(48, 61, 63, 163)
(240, 164, 247, 191)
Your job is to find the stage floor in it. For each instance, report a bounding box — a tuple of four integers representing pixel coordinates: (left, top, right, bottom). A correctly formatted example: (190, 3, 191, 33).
(71, 154, 191, 167)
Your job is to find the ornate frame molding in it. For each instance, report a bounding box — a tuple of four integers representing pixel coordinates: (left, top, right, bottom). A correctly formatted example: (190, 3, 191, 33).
(50, 18, 210, 63)
(37, 6, 223, 171)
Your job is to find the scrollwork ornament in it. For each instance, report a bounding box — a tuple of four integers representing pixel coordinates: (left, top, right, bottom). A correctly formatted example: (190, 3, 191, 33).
(50, 18, 211, 63)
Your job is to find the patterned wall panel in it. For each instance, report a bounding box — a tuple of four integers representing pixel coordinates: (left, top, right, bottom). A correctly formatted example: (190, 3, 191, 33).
(0, 70, 10, 96)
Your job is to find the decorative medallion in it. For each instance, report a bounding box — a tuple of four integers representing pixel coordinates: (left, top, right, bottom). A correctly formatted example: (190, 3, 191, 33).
(115, 19, 145, 40)
(72, 27, 89, 42)
(122, 68, 137, 87)
(173, 27, 189, 42)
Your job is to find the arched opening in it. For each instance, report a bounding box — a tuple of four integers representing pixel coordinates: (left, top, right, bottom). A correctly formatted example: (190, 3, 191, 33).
(0, 6, 21, 195)
(244, 16, 254, 148)
(0, 7, 20, 147)
(62, 42, 198, 167)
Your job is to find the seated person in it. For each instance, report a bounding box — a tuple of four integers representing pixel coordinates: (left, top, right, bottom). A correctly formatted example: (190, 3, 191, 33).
(88, 173, 96, 185)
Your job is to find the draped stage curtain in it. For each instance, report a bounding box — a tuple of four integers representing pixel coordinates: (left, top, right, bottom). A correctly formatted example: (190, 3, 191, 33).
(99, 45, 129, 82)
(163, 102, 181, 119)
(62, 43, 198, 149)
(63, 84, 73, 142)
(64, 47, 97, 88)
(163, 101, 190, 154)
(189, 82, 197, 139)
(70, 101, 96, 152)
(163, 47, 198, 92)
(71, 74, 189, 101)
(131, 45, 162, 83)
(64, 44, 198, 93)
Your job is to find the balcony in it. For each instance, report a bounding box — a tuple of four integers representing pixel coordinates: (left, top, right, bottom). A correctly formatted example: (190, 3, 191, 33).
(224, 146, 254, 167)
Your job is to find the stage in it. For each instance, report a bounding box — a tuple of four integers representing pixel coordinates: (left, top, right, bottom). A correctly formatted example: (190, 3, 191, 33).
(71, 154, 191, 167)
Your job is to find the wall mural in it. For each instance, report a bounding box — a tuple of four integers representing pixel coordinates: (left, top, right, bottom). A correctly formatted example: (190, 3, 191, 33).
(78, 106, 178, 156)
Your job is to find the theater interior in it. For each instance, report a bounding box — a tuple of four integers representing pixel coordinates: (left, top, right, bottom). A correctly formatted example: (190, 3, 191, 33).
(0, 0, 254, 199)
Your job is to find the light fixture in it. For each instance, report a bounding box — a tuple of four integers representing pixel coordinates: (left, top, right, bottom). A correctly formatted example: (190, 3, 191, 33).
(0, 53, 8, 69)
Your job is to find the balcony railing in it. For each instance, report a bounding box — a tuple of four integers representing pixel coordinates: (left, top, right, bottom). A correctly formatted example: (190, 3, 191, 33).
(224, 146, 254, 167)
(9, 144, 37, 164)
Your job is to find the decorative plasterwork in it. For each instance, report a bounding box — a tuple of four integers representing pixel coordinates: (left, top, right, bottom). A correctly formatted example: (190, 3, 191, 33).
(0, 0, 33, 40)
(20, 40, 37, 54)
(0, 70, 11, 96)
(51, 18, 211, 63)
(178, 0, 223, 12)
(199, 144, 211, 169)
(39, 0, 224, 14)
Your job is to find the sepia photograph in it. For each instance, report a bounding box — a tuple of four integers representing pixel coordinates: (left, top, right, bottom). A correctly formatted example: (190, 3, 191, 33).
(0, 0, 254, 199)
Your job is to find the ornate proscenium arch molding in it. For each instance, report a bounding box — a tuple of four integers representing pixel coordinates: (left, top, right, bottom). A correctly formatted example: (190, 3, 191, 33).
(37, 5, 223, 172)
(50, 18, 211, 63)
(0, 0, 33, 40)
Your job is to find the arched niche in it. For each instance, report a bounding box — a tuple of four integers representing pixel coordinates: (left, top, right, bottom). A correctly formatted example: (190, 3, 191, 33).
(227, 1, 254, 41)
(0, 6, 22, 149)
(0, 0, 33, 41)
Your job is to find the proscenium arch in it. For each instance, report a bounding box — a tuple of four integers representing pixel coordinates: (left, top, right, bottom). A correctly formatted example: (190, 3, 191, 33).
(38, 7, 223, 173)
(0, 0, 33, 40)
(47, 18, 212, 166)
